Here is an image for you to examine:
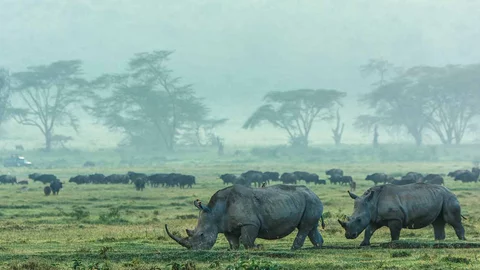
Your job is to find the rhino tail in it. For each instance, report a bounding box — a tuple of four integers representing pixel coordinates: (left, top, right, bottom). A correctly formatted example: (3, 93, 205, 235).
(461, 214, 467, 220)
(321, 215, 325, 230)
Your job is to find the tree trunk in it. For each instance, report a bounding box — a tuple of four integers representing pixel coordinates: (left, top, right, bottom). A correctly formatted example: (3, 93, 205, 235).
(373, 125, 379, 148)
(45, 130, 52, 152)
(412, 133, 422, 146)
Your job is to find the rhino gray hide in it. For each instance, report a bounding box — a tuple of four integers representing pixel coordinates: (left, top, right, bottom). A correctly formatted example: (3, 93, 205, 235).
(338, 183, 466, 246)
(165, 184, 325, 250)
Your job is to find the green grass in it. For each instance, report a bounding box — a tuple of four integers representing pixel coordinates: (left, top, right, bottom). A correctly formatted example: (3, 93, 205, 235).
(0, 157, 480, 269)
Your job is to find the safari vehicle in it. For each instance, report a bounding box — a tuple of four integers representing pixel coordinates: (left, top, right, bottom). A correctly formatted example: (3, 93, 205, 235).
(3, 155, 33, 167)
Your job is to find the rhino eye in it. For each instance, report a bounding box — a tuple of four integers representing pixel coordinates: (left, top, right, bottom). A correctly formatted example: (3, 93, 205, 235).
(356, 218, 361, 223)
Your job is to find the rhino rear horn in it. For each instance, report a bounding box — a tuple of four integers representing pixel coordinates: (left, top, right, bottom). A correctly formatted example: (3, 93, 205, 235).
(348, 190, 358, 199)
(186, 229, 194, 237)
(338, 219, 346, 229)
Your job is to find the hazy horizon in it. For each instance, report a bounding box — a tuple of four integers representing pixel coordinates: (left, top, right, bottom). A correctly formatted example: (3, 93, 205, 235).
(1, 0, 480, 150)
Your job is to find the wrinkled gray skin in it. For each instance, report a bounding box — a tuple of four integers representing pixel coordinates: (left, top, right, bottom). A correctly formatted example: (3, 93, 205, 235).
(166, 184, 325, 250)
(338, 183, 466, 246)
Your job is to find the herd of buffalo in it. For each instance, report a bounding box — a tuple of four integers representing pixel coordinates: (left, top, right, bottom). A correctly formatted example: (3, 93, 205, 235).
(0, 166, 478, 250)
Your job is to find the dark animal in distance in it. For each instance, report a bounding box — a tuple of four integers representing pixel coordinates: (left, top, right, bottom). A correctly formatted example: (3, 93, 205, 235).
(448, 170, 468, 178)
(294, 171, 320, 184)
(423, 174, 444, 185)
(262, 171, 280, 183)
(50, 180, 63, 195)
(365, 173, 389, 185)
(44, 186, 52, 196)
(241, 170, 264, 187)
(165, 184, 325, 250)
(338, 183, 466, 246)
(0, 175, 17, 184)
(339, 176, 353, 185)
(454, 168, 480, 183)
(15, 145, 24, 151)
(280, 172, 298, 185)
(219, 174, 239, 185)
(401, 172, 423, 183)
(17, 180, 28, 185)
(326, 168, 344, 185)
(315, 179, 327, 185)
(29, 173, 58, 184)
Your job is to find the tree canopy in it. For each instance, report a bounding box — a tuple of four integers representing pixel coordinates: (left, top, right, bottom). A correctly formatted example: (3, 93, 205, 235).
(356, 63, 480, 145)
(10, 60, 86, 151)
(88, 50, 226, 151)
(243, 89, 346, 147)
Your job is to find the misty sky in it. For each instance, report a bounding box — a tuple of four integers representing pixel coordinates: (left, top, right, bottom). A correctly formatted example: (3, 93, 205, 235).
(1, 0, 479, 148)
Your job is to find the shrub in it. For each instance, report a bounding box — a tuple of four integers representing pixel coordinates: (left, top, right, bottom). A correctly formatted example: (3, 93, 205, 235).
(70, 206, 90, 220)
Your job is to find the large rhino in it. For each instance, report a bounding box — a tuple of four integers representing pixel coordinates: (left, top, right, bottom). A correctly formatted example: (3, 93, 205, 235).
(338, 183, 466, 246)
(165, 184, 325, 250)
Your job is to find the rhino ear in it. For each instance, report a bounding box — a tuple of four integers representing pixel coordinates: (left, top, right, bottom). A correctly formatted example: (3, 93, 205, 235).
(365, 190, 375, 201)
(348, 190, 358, 199)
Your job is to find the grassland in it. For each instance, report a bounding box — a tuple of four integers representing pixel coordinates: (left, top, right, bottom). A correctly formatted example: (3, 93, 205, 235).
(0, 149, 480, 269)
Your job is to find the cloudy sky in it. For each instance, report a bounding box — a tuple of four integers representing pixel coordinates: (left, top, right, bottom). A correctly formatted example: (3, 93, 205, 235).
(1, 0, 479, 148)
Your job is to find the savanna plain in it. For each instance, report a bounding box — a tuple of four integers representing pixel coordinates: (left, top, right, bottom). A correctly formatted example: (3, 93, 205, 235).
(1, 147, 480, 270)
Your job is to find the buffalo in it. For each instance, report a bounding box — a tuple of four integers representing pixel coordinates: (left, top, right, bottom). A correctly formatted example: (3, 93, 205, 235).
(50, 180, 63, 195)
(365, 173, 389, 185)
(280, 173, 298, 185)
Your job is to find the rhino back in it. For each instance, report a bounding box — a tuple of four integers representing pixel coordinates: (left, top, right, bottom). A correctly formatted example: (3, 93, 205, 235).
(225, 185, 322, 238)
(376, 184, 455, 228)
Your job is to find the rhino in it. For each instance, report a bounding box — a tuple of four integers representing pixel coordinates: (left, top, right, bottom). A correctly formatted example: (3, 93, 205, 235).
(338, 183, 466, 246)
(165, 184, 325, 250)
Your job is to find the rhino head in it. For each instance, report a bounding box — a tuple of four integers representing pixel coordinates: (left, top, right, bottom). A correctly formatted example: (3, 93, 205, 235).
(165, 199, 219, 250)
(338, 190, 375, 239)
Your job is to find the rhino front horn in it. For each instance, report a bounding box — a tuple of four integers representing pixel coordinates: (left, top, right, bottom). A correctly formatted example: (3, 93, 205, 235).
(165, 224, 192, 249)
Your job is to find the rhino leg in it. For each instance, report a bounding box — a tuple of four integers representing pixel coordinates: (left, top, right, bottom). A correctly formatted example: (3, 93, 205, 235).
(432, 218, 446, 240)
(291, 230, 309, 250)
(387, 220, 402, 241)
(307, 227, 324, 248)
(443, 198, 466, 240)
(240, 225, 259, 249)
(224, 233, 240, 250)
(360, 224, 378, 246)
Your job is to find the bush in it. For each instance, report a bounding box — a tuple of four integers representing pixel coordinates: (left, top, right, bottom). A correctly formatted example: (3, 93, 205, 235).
(70, 206, 90, 220)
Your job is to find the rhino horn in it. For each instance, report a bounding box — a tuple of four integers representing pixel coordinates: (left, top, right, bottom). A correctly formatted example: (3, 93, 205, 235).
(338, 219, 346, 229)
(186, 229, 194, 237)
(348, 190, 358, 199)
(165, 224, 191, 249)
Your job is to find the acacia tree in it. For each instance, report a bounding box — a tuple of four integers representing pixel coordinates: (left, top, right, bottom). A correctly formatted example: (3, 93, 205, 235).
(355, 73, 435, 146)
(10, 60, 86, 151)
(418, 65, 480, 144)
(89, 51, 223, 151)
(243, 89, 346, 147)
(0, 68, 11, 128)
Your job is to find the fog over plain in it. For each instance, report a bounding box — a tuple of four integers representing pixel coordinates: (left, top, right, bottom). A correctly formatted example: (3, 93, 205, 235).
(1, 0, 479, 149)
